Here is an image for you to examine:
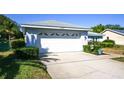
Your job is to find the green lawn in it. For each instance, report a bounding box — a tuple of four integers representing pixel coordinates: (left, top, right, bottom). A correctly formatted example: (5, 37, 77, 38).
(112, 57, 124, 62)
(0, 51, 51, 79)
(0, 40, 51, 79)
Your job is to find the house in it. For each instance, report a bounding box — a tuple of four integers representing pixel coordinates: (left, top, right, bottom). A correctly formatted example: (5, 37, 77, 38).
(102, 29, 124, 45)
(21, 20, 102, 53)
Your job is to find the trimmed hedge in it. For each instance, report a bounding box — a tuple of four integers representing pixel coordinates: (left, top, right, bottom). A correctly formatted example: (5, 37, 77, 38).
(14, 47, 39, 60)
(103, 39, 115, 45)
(88, 39, 115, 48)
(101, 42, 114, 48)
(101, 39, 115, 48)
(11, 39, 25, 49)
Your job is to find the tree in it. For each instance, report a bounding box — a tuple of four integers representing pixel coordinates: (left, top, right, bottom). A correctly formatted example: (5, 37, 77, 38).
(0, 15, 23, 49)
(92, 24, 105, 33)
(105, 24, 124, 30)
(92, 24, 124, 33)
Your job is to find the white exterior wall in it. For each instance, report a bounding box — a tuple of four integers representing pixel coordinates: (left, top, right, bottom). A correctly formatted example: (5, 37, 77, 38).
(25, 29, 38, 47)
(25, 28, 88, 53)
(102, 31, 124, 45)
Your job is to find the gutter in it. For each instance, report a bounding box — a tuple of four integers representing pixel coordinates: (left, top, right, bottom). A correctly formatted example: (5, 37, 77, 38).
(21, 24, 91, 31)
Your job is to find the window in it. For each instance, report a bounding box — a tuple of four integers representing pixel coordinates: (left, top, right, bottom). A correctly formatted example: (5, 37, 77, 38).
(62, 33, 65, 36)
(38, 32, 80, 38)
(56, 33, 59, 36)
(39, 32, 42, 35)
(71, 33, 75, 36)
(66, 33, 69, 36)
(50, 33, 55, 36)
(44, 33, 48, 36)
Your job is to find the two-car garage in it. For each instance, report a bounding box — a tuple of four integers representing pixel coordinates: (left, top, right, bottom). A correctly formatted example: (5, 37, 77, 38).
(36, 30, 87, 53)
(21, 20, 89, 53)
(39, 38, 83, 53)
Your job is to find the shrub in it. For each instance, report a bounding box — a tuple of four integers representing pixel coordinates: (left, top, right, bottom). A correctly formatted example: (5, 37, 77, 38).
(101, 42, 114, 48)
(101, 39, 115, 48)
(83, 45, 101, 55)
(83, 45, 91, 53)
(103, 39, 115, 44)
(88, 41, 101, 46)
(92, 45, 101, 54)
(14, 47, 39, 60)
(11, 39, 25, 49)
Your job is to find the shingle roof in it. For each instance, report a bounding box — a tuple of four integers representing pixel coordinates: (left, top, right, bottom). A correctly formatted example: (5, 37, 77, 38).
(22, 20, 86, 29)
(109, 30, 124, 36)
(102, 29, 124, 36)
(88, 32, 103, 37)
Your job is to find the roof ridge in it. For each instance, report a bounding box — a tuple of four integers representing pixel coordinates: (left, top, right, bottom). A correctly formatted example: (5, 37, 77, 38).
(23, 20, 87, 28)
(102, 29, 124, 36)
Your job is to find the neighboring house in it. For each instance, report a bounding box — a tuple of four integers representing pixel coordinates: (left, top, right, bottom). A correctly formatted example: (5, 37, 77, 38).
(21, 20, 90, 53)
(102, 29, 124, 45)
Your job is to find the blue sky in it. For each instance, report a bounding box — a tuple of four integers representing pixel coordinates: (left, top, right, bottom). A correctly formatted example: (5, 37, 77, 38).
(5, 14, 124, 28)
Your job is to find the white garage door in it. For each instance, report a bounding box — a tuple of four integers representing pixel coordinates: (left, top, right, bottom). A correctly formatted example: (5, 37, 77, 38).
(40, 38, 82, 53)
(37, 31, 83, 53)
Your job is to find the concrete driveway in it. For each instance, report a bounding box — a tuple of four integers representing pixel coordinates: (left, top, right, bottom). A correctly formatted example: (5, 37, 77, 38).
(41, 52, 124, 79)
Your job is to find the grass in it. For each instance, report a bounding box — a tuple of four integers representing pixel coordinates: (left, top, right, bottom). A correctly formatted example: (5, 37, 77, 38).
(112, 57, 124, 62)
(0, 51, 51, 79)
(0, 39, 51, 79)
(103, 45, 124, 55)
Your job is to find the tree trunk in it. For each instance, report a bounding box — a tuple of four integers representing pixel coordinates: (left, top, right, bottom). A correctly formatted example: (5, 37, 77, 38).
(9, 35, 12, 50)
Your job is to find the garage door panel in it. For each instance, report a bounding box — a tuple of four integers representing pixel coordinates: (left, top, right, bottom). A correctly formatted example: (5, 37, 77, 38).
(40, 38, 82, 53)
